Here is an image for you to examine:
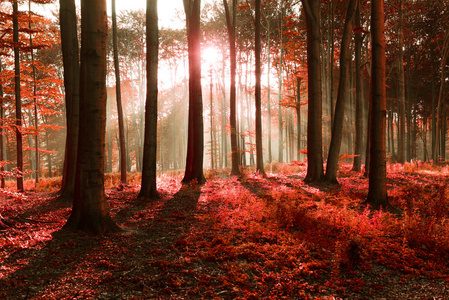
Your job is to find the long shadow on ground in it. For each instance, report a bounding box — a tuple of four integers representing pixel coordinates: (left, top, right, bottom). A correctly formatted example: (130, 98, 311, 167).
(0, 184, 201, 299)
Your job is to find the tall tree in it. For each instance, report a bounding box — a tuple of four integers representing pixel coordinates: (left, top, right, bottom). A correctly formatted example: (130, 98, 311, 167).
(13, 0, 24, 192)
(254, 0, 264, 175)
(223, 0, 241, 176)
(0, 58, 4, 189)
(28, 0, 39, 187)
(324, 0, 358, 184)
(112, 0, 127, 185)
(367, 0, 389, 208)
(397, 0, 405, 163)
(352, 0, 363, 172)
(59, 0, 80, 201)
(138, 0, 158, 200)
(301, 0, 324, 183)
(182, 0, 205, 184)
(63, 0, 120, 234)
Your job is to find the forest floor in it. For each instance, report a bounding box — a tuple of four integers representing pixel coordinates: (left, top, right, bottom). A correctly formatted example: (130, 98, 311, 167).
(1, 162, 449, 299)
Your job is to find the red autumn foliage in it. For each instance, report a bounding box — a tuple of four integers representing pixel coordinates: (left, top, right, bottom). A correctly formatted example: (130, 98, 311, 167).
(0, 163, 448, 299)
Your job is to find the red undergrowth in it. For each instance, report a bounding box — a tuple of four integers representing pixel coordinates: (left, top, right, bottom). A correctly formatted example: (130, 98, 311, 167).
(0, 163, 448, 299)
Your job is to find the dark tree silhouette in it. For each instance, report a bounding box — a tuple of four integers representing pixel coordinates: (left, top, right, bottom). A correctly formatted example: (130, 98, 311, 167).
(182, 0, 205, 184)
(138, 0, 159, 200)
(301, 0, 324, 184)
(59, 0, 79, 201)
(367, 0, 389, 209)
(63, 0, 121, 234)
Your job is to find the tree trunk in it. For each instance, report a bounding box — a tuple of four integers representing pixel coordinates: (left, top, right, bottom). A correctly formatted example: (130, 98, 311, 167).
(266, 23, 272, 164)
(367, 0, 389, 209)
(13, 0, 24, 192)
(0, 58, 5, 188)
(255, 0, 265, 175)
(352, 0, 363, 171)
(62, 0, 121, 234)
(278, 5, 284, 164)
(302, 0, 324, 183)
(112, 0, 127, 184)
(324, 0, 357, 184)
(209, 70, 214, 169)
(296, 77, 302, 161)
(397, 0, 405, 163)
(182, 0, 205, 184)
(223, 0, 240, 176)
(59, 0, 80, 201)
(138, 0, 159, 200)
(28, 1, 39, 186)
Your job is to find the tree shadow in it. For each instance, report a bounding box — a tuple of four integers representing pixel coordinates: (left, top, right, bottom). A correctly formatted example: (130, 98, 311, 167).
(0, 184, 202, 299)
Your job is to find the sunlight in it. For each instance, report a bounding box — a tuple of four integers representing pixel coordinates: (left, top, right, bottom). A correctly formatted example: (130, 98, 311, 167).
(202, 46, 221, 71)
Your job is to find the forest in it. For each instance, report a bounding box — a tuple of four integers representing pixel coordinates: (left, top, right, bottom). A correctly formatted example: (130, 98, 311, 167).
(1, 0, 449, 298)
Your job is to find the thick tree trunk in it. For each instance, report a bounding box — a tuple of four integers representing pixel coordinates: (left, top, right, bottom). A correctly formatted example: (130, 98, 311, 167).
(182, 0, 205, 184)
(59, 0, 79, 201)
(367, 0, 389, 209)
(112, 0, 127, 184)
(352, 0, 363, 172)
(302, 0, 324, 183)
(13, 1, 24, 192)
(324, 0, 357, 184)
(138, 0, 158, 200)
(63, 0, 120, 234)
(255, 0, 265, 175)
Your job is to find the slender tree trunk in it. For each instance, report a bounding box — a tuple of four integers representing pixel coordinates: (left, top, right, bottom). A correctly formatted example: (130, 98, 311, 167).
(432, 32, 449, 163)
(138, 0, 159, 200)
(397, 0, 405, 163)
(325, 0, 357, 184)
(28, 1, 39, 186)
(59, 0, 79, 201)
(13, 0, 24, 192)
(63, 0, 121, 234)
(278, 2, 284, 164)
(352, 0, 363, 171)
(302, 0, 324, 183)
(367, 0, 389, 209)
(223, 0, 240, 176)
(182, 0, 205, 184)
(112, 0, 127, 184)
(267, 23, 272, 164)
(296, 77, 302, 161)
(0, 59, 4, 188)
(255, 0, 265, 175)
(209, 70, 214, 169)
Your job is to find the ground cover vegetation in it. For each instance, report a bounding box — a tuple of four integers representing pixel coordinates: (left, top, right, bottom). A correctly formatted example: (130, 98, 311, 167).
(1, 0, 449, 298)
(1, 162, 449, 298)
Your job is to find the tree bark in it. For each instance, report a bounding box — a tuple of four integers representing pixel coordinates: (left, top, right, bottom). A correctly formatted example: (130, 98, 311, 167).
(367, 0, 389, 209)
(302, 0, 324, 183)
(59, 0, 80, 201)
(138, 0, 159, 200)
(0, 58, 4, 188)
(223, 0, 241, 176)
(13, 0, 24, 192)
(255, 0, 265, 175)
(62, 0, 121, 234)
(352, 0, 363, 171)
(324, 0, 357, 184)
(397, 0, 405, 163)
(182, 0, 205, 184)
(112, 0, 127, 184)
